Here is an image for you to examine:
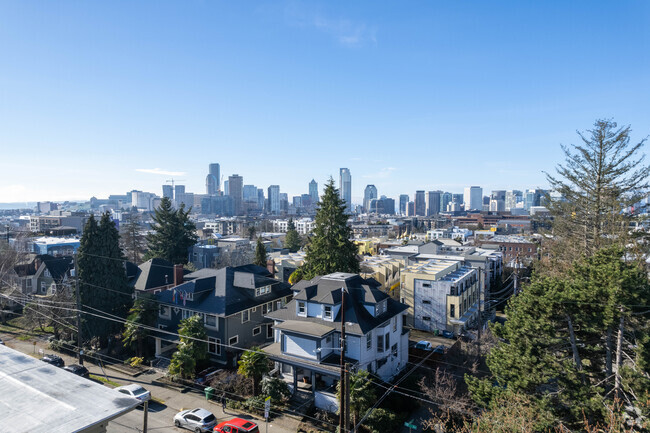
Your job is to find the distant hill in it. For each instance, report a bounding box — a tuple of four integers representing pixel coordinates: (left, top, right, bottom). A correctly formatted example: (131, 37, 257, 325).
(0, 202, 37, 210)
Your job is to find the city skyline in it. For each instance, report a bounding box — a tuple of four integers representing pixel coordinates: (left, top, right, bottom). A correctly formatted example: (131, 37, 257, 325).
(1, 2, 649, 203)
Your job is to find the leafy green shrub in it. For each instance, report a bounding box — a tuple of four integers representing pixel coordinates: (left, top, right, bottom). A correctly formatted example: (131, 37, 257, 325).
(261, 376, 291, 403)
(363, 408, 407, 433)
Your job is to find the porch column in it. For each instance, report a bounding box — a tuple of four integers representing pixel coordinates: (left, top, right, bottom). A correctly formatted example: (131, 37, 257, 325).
(292, 366, 298, 393)
(311, 371, 316, 392)
(154, 338, 161, 357)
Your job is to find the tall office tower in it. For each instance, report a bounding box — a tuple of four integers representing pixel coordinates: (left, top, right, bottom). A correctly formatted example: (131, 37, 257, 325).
(363, 185, 378, 213)
(425, 191, 441, 216)
(463, 186, 483, 211)
(452, 193, 464, 206)
(162, 185, 173, 200)
(228, 175, 244, 215)
(489, 198, 506, 212)
(280, 193, 289, 212)
(243, 185, 259, 210)
(339, 168, 352, 214)
(415, 190, 426, 216)
(268, 185, 280, 214)
(505, 190, 521, 210)
(399, 194, 409, 215)
(491, 190, 506, 201)
(407, 201, 416, 216)
(441, 192, 452, 213)
(174, 184, 185, 197)
(309, 179, 319, 205)
(174, 185, 186, 208)
(210, 163, 220, 191)
(257, 188, 265, 211)
(223, 180, 229, 196)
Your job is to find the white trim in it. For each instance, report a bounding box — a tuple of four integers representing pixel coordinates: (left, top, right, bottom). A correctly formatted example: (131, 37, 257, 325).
(229, 335, 239, 346)
(252, 326, 261, 336)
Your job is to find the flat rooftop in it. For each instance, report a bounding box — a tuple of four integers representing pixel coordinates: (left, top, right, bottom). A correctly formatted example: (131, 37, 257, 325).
(0, 345, 140, 433)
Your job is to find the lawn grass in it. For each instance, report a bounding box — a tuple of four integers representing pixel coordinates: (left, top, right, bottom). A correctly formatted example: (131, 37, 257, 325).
(90, 374, 122, 387)
(16, 334, 32, 341)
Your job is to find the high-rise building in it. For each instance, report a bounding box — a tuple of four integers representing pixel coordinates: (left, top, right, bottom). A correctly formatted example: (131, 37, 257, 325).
(369, 196, 395, 215)
(407, 201, 416, 216)
(162, 185, 173, 200)
(228, 175, 244, 215)
(415, 190, 426, 216)
(399, 194, 409, 215)
(505, 190, 522, 211)
(339, 168, 352, 214)
(206, 163, 220, 195)
(257, 189, 265, 211)
(441, 192, 452, 213)
(174, 184, 185, 197)
(363, 185, 378, 213)
(268, 185, 280, 214)
(280, 193, 288, 212)
(174, 185, 186, 208)
(463, 186, 483, 211)
(425, 191, 441, 216)
(243, 185, 259, 210)
(309, 179, 319, 205)
(223, 180, 229, 196)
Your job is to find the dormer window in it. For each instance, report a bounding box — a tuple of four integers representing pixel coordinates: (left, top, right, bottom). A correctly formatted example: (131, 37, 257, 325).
(255, 285, 271, 296)
(298, 301, 306, 316)
(324, 305, 332, 320)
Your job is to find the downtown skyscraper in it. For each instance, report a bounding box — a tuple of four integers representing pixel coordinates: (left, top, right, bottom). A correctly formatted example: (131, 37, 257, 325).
(206, 163, 220, 195)
(339, 168, 352, 214)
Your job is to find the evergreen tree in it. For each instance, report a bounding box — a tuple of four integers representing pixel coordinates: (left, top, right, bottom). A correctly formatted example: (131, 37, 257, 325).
(302, 178, 359, 279)
(238, 347, 270, 396)
(119, 212, 145, 264)
(254, 237, 268, 267)
(169, 314, 208, 379)
(146, 197, 198, 265)
(468, 247, 650, 428)
(544, 119, 649, 267)
(284, 218, 301, 253)
(77, 213, 132, 347)
(337, 369, 376, 427)
(122, 295, 158, 357)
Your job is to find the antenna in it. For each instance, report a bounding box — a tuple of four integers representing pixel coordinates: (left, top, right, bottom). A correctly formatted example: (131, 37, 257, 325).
(165, 178, 186, 188)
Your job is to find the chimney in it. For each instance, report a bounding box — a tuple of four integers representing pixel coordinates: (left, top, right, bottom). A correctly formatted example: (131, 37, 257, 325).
(266, 259, 276, 277)
(174, 264, 183, 286)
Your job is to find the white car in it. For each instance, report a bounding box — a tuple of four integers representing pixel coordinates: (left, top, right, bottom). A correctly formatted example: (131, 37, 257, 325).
(173, 408, 218, 432)
(115, 384, 151, 403)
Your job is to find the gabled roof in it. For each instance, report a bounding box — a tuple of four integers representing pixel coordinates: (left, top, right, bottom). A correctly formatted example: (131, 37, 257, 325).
(133, 258, 174, 291)
(157, 264, 291, 316)
(267, 273, 408, 335)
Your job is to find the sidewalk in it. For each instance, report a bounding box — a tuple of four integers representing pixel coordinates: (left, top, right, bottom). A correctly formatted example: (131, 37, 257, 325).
(1, 330, 302, 433)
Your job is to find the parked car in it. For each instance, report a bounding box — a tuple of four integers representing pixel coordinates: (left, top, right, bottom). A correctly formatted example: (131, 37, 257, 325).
(63, 364, 89, 378)
(41, 354, 65, 368)
(194, 367, 221, 386)
(173, 408, 217, 432)
(115, 384, 151, 403)
(214, 418, 259, 433)
(441, 330, 455, 339)
(414, 340, 433, 351)
(433, 345, 446, 354)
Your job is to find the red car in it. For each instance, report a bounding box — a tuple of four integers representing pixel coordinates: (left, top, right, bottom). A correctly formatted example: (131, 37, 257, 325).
(213, 418, 259, 433)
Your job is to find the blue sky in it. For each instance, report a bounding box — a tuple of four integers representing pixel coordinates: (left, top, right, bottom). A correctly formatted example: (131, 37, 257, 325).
(1, 1, 649, 204)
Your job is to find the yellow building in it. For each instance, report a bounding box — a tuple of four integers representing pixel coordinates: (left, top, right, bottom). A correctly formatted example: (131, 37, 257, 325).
(359, 256, 403, 294)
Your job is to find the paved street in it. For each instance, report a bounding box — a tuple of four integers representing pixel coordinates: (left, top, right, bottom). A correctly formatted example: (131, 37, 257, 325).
(0, 330, 300, 433)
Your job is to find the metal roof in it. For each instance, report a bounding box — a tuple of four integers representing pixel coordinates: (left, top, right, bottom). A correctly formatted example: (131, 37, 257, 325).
(0, 345, 140, 433)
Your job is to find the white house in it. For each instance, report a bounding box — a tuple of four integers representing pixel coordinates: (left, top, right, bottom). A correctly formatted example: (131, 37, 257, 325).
(264, 273, 409, 412)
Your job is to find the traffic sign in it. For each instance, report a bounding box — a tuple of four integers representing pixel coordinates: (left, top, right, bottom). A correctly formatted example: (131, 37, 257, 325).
(404, 420, 417, 431)
(264, 396, 271, 420)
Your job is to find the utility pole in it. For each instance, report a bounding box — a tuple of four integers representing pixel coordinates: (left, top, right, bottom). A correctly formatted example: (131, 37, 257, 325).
(513, 255, 520, 296)
(339, 287, 347, 433)
(477, 269, 482, 356)
(74, 252, 83, 365)
(143, 401, 148, 433)
(345, 363, 351, 433)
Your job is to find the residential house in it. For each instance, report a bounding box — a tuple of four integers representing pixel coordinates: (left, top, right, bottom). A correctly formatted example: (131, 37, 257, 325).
(13, 254, 74, 299)
(154, 265, 292, 367)
(264, 273, 409, 412)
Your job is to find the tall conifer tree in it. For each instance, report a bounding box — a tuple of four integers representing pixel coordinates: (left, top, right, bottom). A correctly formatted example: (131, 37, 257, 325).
(302, 178, 359, 279)
(146, 197, 198, 264)
(284, 218, 301, 253)
(254, 237, 268, 267)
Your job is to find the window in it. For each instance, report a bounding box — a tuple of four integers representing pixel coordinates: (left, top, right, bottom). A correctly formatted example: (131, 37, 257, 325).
(366, 333, 372, 350)
(255, 285, 271, 296)
(385, 332, 390, 351)
(252, 326, 261, 336)
(422, 300, 431, 305)
(422, 283, 431, 288)
(159, 305, 171, 319)
(326, 335, 332, 344)
(324, 305, 332, 319)
(229, 336, 238, 346)
(377, 334, 384, 352)
(40, 281, 46, 292)
(450, 305, 455, 318)
(208, 337, 217, 354)
(182, 309, 194, 320)
(392, 317, 397, 332)
(205, 314, 217, 328)
(26, 279, 32, 289)
(241, 310, 250, 323)
(376, 357, 388, 369)
(392, 343, 398, 357)
(298, 301, 306, 315)
(422, 316, 431, 321)
(267, 325, 273, 339)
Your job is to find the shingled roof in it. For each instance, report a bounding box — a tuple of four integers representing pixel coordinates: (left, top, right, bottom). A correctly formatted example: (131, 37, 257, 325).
(267, 273, 408, 335)
(157, 264, 292, 316)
